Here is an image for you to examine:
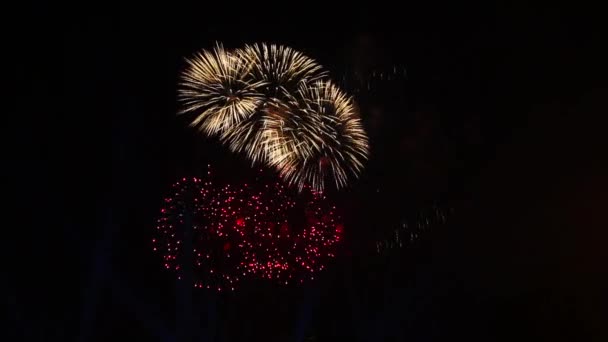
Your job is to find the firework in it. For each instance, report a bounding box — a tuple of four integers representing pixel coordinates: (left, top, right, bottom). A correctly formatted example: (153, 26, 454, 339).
(239, 182, 343, 284)
(239, 43, 326, 98)
(268, 81, 369, 191)
(153, 170, 344, 291)
(178, 44, 266, 136)
(221, 43, 327, 164)
(153, 176, 246, 291)
(178, 43, 369, 191)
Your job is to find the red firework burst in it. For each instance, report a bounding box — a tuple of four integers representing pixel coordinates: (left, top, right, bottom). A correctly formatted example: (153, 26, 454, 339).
(153, 175, 245, 291)
(238, 182, 342, 285)
(152, 169, 343, 291)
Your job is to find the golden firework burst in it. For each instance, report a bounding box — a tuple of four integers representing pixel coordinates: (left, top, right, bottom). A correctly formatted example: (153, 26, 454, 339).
(177, 43, 369, 191)
(178, 44, 266, 136)
(267, 81, 369, 191)
(221, 43, 327, 164)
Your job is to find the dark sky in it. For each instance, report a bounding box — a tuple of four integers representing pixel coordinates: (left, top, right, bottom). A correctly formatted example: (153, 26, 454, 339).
(6, 2, 608, 341)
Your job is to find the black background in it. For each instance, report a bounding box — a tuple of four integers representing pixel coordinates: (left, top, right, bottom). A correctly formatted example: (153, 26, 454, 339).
(6, 2, 608, 341)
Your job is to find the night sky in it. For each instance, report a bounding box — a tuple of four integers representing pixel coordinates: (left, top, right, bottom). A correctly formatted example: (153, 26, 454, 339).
(6, 2, 608, 341)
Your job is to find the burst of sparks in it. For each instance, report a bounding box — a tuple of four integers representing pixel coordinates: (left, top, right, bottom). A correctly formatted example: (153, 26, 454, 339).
(153, 171, 343, 291)
(268, 81, 370, 191)
(221, 43, 327, 165)
(239, 43, 327, 98)
(178, 44, 266, 136)
(177, 43, 370, 191)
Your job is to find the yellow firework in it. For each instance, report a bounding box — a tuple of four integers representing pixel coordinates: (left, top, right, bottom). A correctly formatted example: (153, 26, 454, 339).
(177, 43, 369, 191)
(239, 43, 327, 98)
(178, 44, 266, 136)
(220, 99, 296, 165)
(221, 43, 327, 163)
(268, 81, 370, 191)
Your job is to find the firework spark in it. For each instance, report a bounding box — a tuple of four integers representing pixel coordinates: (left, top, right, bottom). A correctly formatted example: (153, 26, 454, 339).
(178, 44, 266, 136)
(153, 170, 343, 291)
(239, 43, 326, 99)
(153, 176, 246, 291)
(178, 43, 369, 191)
(221, 43, 327, 163)
(268, 81, 370, 191)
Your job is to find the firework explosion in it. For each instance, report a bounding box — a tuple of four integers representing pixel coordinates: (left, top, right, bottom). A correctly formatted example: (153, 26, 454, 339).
(221, 43, 327, 168)
(153, 175, 246, 291)
(239, 182, 342, 284)
(268, 81, 369, 191)
(178, 44, 266, 136)
(153, 171, 343, 291)
(239, 43, 326, 99)
(178, 43, 369, 191)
